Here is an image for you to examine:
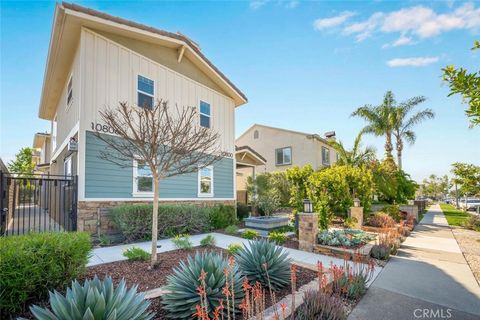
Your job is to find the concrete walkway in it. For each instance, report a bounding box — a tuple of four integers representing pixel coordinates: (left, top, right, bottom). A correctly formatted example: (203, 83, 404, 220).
(88, 232, 382, 281)
(349, 204, 480, 320)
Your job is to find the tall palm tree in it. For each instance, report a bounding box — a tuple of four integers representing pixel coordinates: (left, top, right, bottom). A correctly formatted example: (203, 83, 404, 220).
(329, 132, 376, 167)
(392, 96, 434, 170)
(351, 91, 396, 161)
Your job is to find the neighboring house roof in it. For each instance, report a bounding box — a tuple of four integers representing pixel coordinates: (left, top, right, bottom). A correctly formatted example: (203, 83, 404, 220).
(0, 158, 8, 173)
(235, 145, 267, 164)
(39, 2, 247, 120)
(33, 132, 51, 149)
(236, 124, 332, 145)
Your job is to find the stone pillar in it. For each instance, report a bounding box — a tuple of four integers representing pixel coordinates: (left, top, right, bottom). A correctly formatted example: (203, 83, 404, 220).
(348, 207, 363, 229)
(298, 212, 318, 252)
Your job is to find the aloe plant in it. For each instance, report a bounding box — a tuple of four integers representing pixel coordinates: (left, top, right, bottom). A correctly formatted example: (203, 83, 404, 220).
(29, 276, 153, 320)
(235, 239, 291, 290)
(162, 251, 244, 319)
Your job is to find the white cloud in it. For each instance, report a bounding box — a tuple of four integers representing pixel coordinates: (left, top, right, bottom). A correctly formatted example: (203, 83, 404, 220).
(313, 11, 356, 30)
(386, 56, 439, 67)
(250, 0, 268, 10)
(314, 2, 480, 45)
(286, 1, 299, 9)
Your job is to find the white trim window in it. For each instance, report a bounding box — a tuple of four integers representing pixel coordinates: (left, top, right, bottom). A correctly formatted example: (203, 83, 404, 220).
(198, 166, 213, 197)
(199, 101, 211, 128)
(137, 75, 154, 109)
(275, 147, 292, 166)
(64, 155, 72, 177)
(133, 159, 154, 195)
(66, 75, 73, 107)
(322, 147, 330, 165)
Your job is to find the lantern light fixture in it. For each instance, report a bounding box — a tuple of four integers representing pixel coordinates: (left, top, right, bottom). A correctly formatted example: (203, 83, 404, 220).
(303, 198, 313, 213)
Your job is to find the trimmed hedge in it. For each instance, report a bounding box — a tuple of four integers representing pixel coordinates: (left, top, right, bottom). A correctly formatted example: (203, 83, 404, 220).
(0, 232, 92, 315)
(110, 204, 236, 242)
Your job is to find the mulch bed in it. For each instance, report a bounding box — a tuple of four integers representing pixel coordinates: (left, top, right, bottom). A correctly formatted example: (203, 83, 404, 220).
(81, 246, 226, 292)
(148, 264, 317, 319)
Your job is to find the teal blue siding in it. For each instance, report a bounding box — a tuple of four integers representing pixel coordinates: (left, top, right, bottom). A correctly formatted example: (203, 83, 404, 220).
(85, 131, 234, 199)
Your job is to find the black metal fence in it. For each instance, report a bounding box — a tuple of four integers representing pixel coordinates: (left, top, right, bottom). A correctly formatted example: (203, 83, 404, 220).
(0, 171, 78, 236)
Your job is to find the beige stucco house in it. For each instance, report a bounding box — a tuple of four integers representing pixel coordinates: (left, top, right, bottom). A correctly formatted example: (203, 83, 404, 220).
(236, 124, 338, 174)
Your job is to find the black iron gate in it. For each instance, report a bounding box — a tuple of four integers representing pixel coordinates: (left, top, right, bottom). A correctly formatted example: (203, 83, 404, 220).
(0, 171, 78, 236)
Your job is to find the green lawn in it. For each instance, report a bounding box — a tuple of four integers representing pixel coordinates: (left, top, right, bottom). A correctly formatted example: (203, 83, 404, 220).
(439, 203, 471, 227)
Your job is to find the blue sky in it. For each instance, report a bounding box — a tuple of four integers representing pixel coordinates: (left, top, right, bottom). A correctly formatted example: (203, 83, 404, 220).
(1, 0, 479, 181)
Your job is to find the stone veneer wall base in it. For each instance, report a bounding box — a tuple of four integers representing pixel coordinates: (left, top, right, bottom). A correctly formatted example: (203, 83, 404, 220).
(78, 200, 236, 235)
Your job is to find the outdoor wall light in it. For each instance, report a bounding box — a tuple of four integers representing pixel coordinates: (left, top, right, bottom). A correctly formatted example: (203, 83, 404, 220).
(303, 198, 313, 213)
(353, 198, 361, 207)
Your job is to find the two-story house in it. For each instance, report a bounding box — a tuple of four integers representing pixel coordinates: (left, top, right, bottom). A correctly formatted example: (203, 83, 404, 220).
(36, 2, 247, 233)
(236, 124, 338, 174)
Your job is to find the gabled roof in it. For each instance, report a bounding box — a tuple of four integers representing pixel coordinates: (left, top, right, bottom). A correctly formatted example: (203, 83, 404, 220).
(236, 124, 331, 144)
(38, 2, 247, 120)
(235, 145, 267, 164)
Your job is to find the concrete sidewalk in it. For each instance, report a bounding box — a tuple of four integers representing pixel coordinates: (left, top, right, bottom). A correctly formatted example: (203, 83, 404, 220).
(349, 204, 480, 320)
(88, 232, 382, 281)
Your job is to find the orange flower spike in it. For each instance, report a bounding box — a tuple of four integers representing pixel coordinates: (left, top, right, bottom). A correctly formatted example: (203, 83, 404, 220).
(222, 285, 231, 297)
(199, 269, 208, 281)
(197, 286, 206, 296)
(223, 267, 229, 277)
(242, 277, 252, 291)
(280, 303, 287, 312)
(229, 256, 235, 268)
(194, 305, 204, 320)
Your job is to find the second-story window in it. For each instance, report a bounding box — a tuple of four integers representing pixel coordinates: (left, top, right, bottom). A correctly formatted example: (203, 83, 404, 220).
(200, 101, 211, 128)
(322, 146, 330, 165)
(66, 75, 73, 107)
(276, 147, 292, 166)
(137, 75, 154, 109)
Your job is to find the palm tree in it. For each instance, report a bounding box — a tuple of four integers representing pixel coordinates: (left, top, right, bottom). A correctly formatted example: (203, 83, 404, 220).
(329, 132, 376, 167)
(392, 96, 434, 170)
(351, 91, 396, 161)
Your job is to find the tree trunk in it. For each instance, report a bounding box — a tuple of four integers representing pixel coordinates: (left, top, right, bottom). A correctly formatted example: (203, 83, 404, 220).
(151, 175, 160, 268)
(397, 139, 403, 170)
(385, 132, 393, 159)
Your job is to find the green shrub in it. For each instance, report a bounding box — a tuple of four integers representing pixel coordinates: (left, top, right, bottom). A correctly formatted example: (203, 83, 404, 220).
(163, 252, 244, 319)
(209, 204, 237, 229)
(235, 239, 291, 290)
(236, 203, 251, 220)
(0, 232, 91, 315)
(317, 229, 375, 247)
(268, 231, 287, 245)
(382, 205, 401, 222)
(227, 243, 243, 255)
(111, 204, 235, 242)
(172, 234, 193, 250)
(30, 276, 153, 320)
(123, 246, 150, 261)
(370, 244, 390, 260)
(295, 290, 346, 320)
(464, 215, 480, 231)
(242, 229, 260, 239)
(200, 234, 216, 247)
(344, 217, 358, 228)
(225, 225, 239, 235)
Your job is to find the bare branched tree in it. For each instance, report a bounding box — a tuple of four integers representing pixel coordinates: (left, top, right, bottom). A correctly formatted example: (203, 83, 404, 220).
(95, 100, 222, 267)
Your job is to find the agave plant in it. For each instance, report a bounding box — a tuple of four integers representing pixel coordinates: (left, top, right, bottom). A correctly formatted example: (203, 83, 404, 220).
(162, 251, 244, 319)
(235, 239, 291, 291)
(29, 276, 153, 320)
(295, 290, 346, 320)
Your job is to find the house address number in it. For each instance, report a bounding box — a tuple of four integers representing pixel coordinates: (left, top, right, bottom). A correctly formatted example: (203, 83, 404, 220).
(91, 122, 116, 134)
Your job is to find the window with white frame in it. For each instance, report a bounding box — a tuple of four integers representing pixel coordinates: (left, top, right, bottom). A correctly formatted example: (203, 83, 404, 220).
(198, 166, 213, 196)
(64, 155, 72, 177)
(66, 75, 73, 107)
(322, 147, 330, 165)
(199, 101, 211, 128)
(137, 75, 154, 109)
(133, 160, 154, 193)
(275, 147, 292, 166)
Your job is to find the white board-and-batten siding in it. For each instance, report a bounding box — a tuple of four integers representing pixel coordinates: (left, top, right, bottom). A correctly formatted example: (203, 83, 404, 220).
(79, 28, 236, 154)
